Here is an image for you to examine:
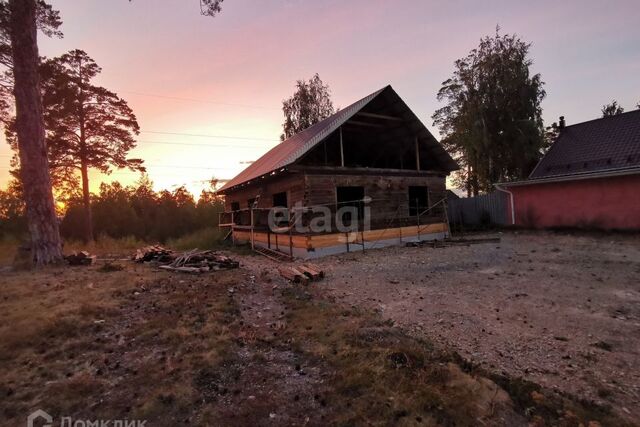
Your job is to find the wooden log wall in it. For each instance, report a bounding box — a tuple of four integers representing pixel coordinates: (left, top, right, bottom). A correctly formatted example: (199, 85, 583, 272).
(222, 171, 448, 228)
(304, 173, 446, 221)
(223, 172, 305, 212)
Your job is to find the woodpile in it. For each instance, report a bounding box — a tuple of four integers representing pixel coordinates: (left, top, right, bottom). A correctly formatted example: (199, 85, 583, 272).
(132, 245, 174, 263)
(406, 235, 501, 248)
(278, 263, 325, 284)
(158, 249, 240, 274)
(132, 246, 240, 274)
(65, 251, 96, 266)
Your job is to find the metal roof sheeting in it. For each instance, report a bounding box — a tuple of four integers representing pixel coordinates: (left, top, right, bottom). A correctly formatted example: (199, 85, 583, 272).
(530, 109, 640, 179)
(219, 85, 457, 193)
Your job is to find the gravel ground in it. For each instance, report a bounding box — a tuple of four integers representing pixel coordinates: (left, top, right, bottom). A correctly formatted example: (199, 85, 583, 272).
(308, 230, 640, 420)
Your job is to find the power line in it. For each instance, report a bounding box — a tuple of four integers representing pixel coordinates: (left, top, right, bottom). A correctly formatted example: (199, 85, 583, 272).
(144, 164, 240, 170)
(0, 140, 273, 151)
(134, 139, 270, 148)
(0, 162, 245, 172)
(121, 90, 280, 111)
(140, 130, 279, 141)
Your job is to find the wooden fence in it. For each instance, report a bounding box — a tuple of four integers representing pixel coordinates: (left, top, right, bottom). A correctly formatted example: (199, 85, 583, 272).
(447, 192, 508, 227)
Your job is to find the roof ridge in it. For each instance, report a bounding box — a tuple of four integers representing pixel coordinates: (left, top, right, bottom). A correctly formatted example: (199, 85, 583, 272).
(530, 107, 640, 179)
(563, 108, 640, 129)
(218, 85, 457, 193)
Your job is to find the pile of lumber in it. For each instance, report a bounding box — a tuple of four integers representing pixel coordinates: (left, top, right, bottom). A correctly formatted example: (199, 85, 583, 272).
(131, 246, 240, 274)
(132, 245, 174, 263)
(406, 239, 446, 248)
(65, 251, 96, 266)
(158, 249, 240, 274)
(446, 236, 501, 245)
(278, 263, 324, 284)
(407, 235, 501, 248)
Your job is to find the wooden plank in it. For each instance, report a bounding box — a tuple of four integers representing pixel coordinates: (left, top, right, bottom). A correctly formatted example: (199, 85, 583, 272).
(356, 112, 403, 121)
(235, 223, 448, 250)
(302, 263, 325, 278)
(254, 246, 291, 262)
(292, 268, 310, 285)
(345, 119, 385, 128)
(278, 267, 308, 284)
(297, 265, 320, 280)
(339, 126, 344, 167)
(278, 267, 298, 281)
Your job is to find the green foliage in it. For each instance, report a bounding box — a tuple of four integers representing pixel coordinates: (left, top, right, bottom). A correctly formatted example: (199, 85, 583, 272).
(199, 0, 224, 16)
(0, 0, 63, 125)
(542, 122, 559, 153)
(281, 73, 334, 141)
(167, 227, 227, 251)
(39, 49, 142, 240)
(601, 100, 624, 117)
(0, 178, 25, 238)
(4, 49, 142, 241)
(38, 49, 143, 179)
(56, 176, 225, 243)
(433, 29, 546, 195)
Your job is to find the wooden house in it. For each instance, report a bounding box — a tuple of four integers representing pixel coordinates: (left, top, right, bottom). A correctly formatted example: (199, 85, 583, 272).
(217, 85, 458, 258)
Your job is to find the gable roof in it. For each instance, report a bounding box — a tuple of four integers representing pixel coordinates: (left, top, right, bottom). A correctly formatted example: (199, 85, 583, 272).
(218, 85, 457, 193)
(529, 109, 640, 180)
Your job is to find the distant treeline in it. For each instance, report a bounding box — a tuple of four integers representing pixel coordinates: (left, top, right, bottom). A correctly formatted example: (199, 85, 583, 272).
(0, 176, 224, 243)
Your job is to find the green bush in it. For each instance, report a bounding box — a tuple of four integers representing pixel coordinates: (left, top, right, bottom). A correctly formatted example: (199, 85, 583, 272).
(167, 227, 228, 251)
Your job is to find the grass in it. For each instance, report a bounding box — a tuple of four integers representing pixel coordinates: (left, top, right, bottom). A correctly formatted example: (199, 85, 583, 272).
(167, 227, 228, 251)
(64, 234, 145, 256)
(0, 235, 21, 265)
(0, 227, 240, 267)
(0, 262, 241, 426)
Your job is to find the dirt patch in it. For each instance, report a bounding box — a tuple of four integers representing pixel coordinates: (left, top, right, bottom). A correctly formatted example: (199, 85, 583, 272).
(312, 230, 640, 422)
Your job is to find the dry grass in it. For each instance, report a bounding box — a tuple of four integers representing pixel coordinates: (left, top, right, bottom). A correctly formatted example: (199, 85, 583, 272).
(63, 234, 145, 256)
(0, 235, 143, 267)
(167, 227, 228, 251)
(0, 230, 249, 268)
(0, 236, 20, 265)
(0, 262, 241, 426)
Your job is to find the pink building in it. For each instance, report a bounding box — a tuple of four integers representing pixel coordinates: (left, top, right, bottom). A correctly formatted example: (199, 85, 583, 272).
(497, 111, 640, 230)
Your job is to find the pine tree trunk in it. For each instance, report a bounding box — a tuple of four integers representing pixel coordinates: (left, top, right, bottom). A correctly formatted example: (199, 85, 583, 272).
(8, 0, 63, 266)
(80, 161, 94, 242)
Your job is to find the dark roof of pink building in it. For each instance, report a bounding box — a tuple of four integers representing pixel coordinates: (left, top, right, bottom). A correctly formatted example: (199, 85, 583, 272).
(530, 110, 640, 179)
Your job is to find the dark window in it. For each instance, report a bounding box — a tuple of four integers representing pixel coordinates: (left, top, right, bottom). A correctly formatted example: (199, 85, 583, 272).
(409, 186, 429, 216)
(336, 186, 365, 224)
(272, 191, 288, 208)
(247, 198, 256, 209)
(230, 202, 240, 211)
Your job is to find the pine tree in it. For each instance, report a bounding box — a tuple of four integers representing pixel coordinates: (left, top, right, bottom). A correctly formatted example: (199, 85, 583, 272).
(38, 50, 144, 241)
(5, 0, 63, 264)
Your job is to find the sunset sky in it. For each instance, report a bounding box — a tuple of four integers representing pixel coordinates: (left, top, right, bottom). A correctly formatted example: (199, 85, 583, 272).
(1, 0, 639, 196)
